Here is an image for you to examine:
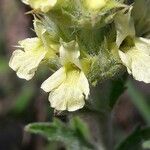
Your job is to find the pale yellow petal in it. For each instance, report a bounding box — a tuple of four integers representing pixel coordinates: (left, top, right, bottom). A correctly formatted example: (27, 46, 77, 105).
(41, 67, 66, 92)
(9, 49, 46, 80)
(9, 38, 46, 80)
(119, 49, 150, 83)
(119, 50, 132, 74)
(131, 52, 150, 83)
(19, 38, 41, 51)
(67, 88, 85, 111)
(49, 87, 67, 111)
(45, 66, 89, 111)
(135, 37, 150, 55)
(49, 85, 85, 111)
(9, 50, 24, 71)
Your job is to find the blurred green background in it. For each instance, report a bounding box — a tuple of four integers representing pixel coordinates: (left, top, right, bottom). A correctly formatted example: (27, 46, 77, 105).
(0, 0, 150, 150)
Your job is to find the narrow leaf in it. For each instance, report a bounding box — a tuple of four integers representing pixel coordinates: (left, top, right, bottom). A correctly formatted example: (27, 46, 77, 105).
(127, 80, 150, 124)
(116, 126, 150, 150)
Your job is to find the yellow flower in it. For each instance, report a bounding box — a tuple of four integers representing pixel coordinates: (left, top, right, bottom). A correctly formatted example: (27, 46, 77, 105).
(9, 38, 47, 80)
(119, 37, 150, 83)
(22, 0, 57, 13)
(9, 18, 59, 80)
(41, 66, 89, 111)
(85, 0, 106, 10)
(41, 41, 90, 111)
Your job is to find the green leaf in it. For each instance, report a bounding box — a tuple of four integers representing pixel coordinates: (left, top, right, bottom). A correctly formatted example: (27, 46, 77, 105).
(25, 119, 72, 142)
(115, 126, 150, 150)
(126, 80, 150, 124)
(11, 86, 35, 114)
(70, 117, 91, 141)
(0, 57, 9, 74)
(25, 118, 96, 150)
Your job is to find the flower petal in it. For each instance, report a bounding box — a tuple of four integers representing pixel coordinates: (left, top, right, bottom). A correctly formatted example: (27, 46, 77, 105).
(119, 49, 150, 83)
(9, 38, 46, 80)
(41, 67, 66, 92)
(119, 50, 132, 74)
(135, 37, 150, 55)
(19, 38, 42, 51)
(131, 52, 150, 83)
(67, 87, 85, 111)
(49, 85, 85, 111)
(44, 66, 89, 111)
(67, 99, 85, 111)
(49, 87, 67, 111)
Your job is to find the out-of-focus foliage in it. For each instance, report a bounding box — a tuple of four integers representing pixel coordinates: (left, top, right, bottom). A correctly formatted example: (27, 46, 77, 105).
(127, 81, 150, 124)
(10, 86, 35, 115)
(132, 0, 150, 37)
(142, 140, 150, 149)
(116, 126, 150, 150)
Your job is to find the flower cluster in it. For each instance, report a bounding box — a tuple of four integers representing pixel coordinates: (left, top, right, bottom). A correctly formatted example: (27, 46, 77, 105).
(9, 0, 150, 111)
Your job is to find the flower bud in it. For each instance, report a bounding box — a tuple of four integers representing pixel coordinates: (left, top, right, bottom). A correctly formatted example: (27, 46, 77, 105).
(85, 0, 106, 10)
(22, 0, 57, 13)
